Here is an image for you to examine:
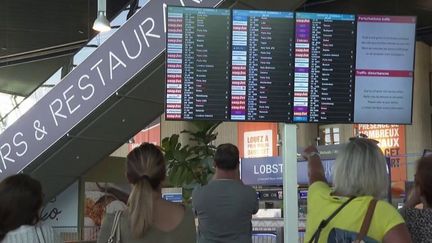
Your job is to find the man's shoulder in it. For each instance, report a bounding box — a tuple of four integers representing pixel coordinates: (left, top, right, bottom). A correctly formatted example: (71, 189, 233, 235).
(192, 184, 208, 200)
(241, 184, 256, 193)
(244, 185, 258, 201)
(193, 180, 256, 195)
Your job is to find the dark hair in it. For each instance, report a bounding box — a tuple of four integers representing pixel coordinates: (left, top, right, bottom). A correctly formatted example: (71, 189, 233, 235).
(0, 174, 43, 240)
(126, 143, 166, 238)
(415, 156, 432, 206)
(214, 143, 240, 170)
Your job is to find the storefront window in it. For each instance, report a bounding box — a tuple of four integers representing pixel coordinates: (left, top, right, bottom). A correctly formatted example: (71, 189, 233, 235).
(321, 127, 340, 145)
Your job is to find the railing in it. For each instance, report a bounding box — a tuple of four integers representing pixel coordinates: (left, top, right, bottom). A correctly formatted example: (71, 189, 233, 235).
(252, 218, 306, 243)
(53, 224, 306, 243)
(52, 226, 99, 243)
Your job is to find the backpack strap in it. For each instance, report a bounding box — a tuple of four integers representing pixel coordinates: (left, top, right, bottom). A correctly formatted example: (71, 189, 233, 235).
(355, 199, 378, 242)
(309, 197, 356, 243)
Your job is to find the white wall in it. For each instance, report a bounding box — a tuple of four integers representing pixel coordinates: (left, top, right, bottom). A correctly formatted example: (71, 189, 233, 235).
(42, 181, 79, 227)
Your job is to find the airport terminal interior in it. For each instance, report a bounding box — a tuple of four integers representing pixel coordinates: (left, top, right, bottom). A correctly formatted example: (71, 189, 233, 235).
(1, 0, 432, 242)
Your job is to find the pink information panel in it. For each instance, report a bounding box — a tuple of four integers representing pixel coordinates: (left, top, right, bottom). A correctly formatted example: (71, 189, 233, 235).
(354, 15, 416, 124)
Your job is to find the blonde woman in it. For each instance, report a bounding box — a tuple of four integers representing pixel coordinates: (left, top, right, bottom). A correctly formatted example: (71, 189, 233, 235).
(97, 143, 196, 243)
(304, 138, 411, 243)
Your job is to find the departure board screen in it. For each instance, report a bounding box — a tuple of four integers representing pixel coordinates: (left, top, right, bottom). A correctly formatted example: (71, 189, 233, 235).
(165, 7, 231, 120)
(293, 13, 356, 123)
(230, 10, 295, 122)
(164, 7, 416, 124)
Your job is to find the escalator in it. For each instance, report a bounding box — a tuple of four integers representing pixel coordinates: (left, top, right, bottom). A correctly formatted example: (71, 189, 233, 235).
(0, 0, 306, 201)
(0, 0, 228, 201)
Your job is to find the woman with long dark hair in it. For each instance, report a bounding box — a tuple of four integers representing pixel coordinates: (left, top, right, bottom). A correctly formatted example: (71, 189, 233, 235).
(97, 143, 196, 243)
(400, 155, 432, 242)
(0, 174, 56, 243)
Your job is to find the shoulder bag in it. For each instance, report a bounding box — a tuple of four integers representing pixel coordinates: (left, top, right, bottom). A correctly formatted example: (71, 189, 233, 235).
(107, 211, 123, 243)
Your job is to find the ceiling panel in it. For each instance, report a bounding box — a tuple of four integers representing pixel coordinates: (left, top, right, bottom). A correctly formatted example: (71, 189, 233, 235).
(0, 0, 131, 96)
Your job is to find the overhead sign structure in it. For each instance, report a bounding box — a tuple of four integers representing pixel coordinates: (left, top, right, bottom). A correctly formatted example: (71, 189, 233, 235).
(0, 0, 223, 180)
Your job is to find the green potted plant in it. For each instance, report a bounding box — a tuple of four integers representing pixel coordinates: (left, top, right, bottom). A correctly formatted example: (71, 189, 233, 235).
(161, 121, 221, 203)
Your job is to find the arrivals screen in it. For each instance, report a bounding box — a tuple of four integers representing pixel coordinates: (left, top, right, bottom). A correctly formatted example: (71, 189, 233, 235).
(165, 8, 416, 124)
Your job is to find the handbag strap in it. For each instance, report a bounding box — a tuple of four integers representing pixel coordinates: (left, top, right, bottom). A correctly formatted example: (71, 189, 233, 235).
(35, 226, 42, 243)
(309, 197, 356, 243)
(35, 225, 47, 243)
(108, 211, 122, 243)
(355, 199, 378, 242)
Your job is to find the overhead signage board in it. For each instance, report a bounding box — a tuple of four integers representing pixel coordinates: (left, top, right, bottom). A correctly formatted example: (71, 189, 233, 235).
(165, 10, 416, 124)
(241, 156, 283, 186)
(241, 156, 335, 186)
(0, 0, 223, 180)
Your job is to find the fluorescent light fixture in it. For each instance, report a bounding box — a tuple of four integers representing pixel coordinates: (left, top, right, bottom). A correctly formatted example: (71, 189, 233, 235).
(93, 0, 111, 32)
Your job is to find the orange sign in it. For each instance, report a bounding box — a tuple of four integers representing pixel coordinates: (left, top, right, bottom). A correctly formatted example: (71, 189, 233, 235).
(238, 123, 278, 158)
(354, 124, 407, 195)
(128, 123, 161, 152)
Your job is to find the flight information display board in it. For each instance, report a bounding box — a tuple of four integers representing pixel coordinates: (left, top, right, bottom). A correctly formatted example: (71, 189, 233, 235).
(165, 7, 416, 124)
(293, 13, 356, 123)
(230, 10, 295, 122)
(165, 7, 231, 120)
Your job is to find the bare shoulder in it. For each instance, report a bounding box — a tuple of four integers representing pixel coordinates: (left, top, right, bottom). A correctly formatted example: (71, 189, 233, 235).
(154, 200, 187, 232)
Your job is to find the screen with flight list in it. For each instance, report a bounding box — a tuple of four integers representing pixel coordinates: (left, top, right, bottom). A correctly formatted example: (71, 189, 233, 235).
(293, 13, 356, 123)
(165, 7, 415, 124)
(165, 7, 231, 120)
(230, 10, 295, 122)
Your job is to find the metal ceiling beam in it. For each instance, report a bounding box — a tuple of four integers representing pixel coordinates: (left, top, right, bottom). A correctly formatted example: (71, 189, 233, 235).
(0, 40, 87, 67)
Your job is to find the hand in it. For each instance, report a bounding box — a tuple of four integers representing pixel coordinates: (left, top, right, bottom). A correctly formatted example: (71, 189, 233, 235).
(303, 145, 326, 184)
(302, 145, 319, 160)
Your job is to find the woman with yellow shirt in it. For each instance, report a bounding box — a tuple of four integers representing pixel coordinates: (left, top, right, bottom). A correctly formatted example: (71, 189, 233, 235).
(303, 138, 411, 243)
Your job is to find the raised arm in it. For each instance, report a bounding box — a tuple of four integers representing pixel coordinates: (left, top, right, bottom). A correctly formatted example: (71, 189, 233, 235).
(303, 145, 327, 185)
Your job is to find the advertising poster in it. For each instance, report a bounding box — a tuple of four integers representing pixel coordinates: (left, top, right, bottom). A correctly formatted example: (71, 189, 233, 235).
(84, 182, 129, 228)
(355, 124, 407, 196)
(238, 122, 278, 158)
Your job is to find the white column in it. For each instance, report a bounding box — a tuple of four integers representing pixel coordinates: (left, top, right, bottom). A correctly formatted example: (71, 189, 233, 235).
(282, 124, 298, 243)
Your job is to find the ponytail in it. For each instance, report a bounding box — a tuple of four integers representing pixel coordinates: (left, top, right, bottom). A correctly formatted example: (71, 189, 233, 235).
(128, 179, 154, 238)
(126, 143, 166, 238)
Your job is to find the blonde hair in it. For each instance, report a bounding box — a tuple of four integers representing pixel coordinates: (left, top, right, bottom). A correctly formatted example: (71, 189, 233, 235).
(333, 138, 388, 198)
(126, 143, 166, 238)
